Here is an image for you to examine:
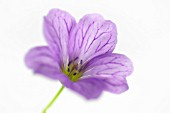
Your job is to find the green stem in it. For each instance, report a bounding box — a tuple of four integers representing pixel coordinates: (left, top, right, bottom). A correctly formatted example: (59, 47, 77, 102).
(42, 85, 64, 113)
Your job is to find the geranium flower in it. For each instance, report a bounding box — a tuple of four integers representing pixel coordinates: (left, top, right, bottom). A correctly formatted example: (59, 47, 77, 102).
(25, 8, 133, 113)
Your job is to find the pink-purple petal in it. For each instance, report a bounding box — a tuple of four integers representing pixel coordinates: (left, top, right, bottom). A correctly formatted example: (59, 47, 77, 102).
(76, 53, 133, 95)
(25, 46, 63, 80)
(44, 9, 76, 65)
(63, 77, 105, 99)
(100, 76, 129, 94)
(62, 75, 128, 99)
(69, 14, 117, 62)
(84, 53, 133, 78)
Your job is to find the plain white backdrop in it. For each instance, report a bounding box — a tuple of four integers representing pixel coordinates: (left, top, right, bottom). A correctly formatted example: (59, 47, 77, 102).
(0, 0, 170, 113)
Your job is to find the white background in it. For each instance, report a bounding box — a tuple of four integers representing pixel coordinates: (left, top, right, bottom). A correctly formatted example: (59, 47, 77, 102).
(0, 0, 170, 113)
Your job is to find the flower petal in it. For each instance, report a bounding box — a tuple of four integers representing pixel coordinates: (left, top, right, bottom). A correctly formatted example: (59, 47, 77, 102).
(62, 75, 128, 99)
(63, 77, 105, 99)
(60, 53, 132, 99)
(25, 46, 64, 80)
(99, 76, 129, 94)
(84, 53, 133, 78)
(44, 9, 76, 65)
(68, 14, 117, 63)
(80, 53, 133, 94)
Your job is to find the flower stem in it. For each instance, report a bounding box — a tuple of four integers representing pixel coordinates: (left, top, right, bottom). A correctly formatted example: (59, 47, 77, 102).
(42, 85, 64, 113)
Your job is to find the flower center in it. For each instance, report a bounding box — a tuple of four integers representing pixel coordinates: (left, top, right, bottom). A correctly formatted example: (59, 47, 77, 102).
(62, 58, 84, 82)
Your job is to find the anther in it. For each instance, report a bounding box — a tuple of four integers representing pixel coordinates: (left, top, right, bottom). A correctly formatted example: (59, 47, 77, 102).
(73, 72, 77, 75)
(68, 68, 70, 72)
(68, 61, 72, 66)
(80, 60, 83, 65)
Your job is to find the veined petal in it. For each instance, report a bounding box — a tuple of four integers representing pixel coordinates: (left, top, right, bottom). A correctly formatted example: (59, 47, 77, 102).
(63, 77, 105, 99)
(62, 75, 128, 99)
(84, 53, 133, 78)
(44, 9, 76, 66)
(79, 53, 133, 94)
(25, 46, 64, 80)
(69, 14, 117, 63)
(99, 76, 129, 94)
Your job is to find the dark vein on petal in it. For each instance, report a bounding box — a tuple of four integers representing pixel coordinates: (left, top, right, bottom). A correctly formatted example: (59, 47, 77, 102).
(63, 18, 70, 33)
(96, 34, 112, 52)
(80, 21, 95, 48)
(46, 18, 61, 55)
(84, 23, 111, 53)
(73, 27, 80, 51)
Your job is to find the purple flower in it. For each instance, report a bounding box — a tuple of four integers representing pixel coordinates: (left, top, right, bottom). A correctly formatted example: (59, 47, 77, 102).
(25, 9, 133, 99)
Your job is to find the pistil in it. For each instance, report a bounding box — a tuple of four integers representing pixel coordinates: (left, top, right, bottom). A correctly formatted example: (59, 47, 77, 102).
(62, 59, 84, 82)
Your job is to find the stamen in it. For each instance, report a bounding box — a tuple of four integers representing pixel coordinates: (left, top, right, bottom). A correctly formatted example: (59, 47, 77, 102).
(68, 57, 78, 66)
(67, 68, 70, 72)
(68, 61, 72, 66)
(74, 57, 78, 61)
(79, 68, 82, 72)
(80, 60, 83, 65)
(64, 57, 84, 82)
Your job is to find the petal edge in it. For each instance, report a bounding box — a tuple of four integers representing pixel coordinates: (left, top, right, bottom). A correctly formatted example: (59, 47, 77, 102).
(25, 46, 61, 79)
